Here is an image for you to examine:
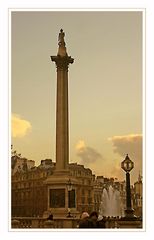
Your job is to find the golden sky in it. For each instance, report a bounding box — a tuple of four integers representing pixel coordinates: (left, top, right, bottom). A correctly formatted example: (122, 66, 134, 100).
(11, 11, 142, 183)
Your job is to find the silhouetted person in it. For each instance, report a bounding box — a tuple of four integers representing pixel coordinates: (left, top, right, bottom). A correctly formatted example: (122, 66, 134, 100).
(97, 215, 106, 228)
(88, 211, 98, 228)
(47, 214, 53, 220)
(45, 213, 55, 228)
(79, 212, 90, 228)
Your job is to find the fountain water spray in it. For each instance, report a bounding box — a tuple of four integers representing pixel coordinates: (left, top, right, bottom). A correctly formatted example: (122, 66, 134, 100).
(99, 185, 122, 217)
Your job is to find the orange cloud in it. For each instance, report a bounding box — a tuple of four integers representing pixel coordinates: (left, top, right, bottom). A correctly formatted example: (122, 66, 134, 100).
(75, 140, 103, 169)
(108, 134, 142, 182)
(108, 134, 142, 159)
(75, 140, 86, 151)
(12, 114, 32, 138)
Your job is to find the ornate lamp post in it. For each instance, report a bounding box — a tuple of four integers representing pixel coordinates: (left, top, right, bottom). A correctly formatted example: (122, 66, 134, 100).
(121, 154, 135, 219)
(66, 179, 73, 217)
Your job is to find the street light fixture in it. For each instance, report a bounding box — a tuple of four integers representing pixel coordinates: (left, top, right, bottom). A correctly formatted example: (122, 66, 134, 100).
(67, 178, 73, 191)
(121, 154, 134, 173)
(67, 179, 73, 217)
(121, 154, 135, 219)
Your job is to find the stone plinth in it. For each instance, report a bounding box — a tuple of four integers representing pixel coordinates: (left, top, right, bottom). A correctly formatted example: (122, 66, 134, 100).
(45, 174, 80, 218)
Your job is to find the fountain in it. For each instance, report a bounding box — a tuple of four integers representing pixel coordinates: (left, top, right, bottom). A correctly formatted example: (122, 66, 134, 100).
(99, 185, 123, 217)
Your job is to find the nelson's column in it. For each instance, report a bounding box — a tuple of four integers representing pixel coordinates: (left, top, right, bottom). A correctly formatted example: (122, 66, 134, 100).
(51, 29, 74, 173)
(45, 30, 79, 217)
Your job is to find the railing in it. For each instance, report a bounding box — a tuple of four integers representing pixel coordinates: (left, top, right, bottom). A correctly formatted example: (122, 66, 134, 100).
(11, 216, 142, 229)
(12, 217, 79, 229)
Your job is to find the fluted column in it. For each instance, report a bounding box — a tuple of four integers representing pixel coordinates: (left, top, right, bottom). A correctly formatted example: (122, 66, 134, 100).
(51, 30, 74, 172)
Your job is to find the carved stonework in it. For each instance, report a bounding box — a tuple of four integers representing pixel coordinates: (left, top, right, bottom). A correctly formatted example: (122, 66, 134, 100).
(51, 55, 74, 71)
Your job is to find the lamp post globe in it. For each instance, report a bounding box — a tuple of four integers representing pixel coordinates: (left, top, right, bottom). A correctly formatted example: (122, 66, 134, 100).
(121, 154, 134, 173)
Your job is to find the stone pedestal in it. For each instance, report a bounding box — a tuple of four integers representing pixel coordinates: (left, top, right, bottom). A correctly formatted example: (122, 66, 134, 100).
(45, 174, 79, 218)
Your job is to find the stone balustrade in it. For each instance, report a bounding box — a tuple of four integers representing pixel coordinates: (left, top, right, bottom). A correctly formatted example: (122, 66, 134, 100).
(12, 217, 79, 229)
(11, 216, 142, 229)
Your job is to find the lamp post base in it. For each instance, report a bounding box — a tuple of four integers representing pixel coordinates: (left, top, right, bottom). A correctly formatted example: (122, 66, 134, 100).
(122, 209, 137, 220)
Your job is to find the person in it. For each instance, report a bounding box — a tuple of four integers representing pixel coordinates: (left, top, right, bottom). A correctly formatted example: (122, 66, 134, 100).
(78, 212, 90, 228)
(88, 211, 98, 228)
(97, 215, 106, 228)
(47, 214, 53, 220)
(44, 213, 55, 228)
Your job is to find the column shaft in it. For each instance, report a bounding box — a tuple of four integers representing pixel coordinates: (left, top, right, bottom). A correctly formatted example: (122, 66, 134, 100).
(56, 68, 69, 170)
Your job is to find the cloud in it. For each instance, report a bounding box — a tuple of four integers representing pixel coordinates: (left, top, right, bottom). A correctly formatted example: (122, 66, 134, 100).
(108, 134, 142, 160)
(75, 140, 103, 166)
(75, 135, 142, 182)
(108, 134, 142, 181)
(12, 114, 32, 138)
(108, 158, 124, 181)
(75, 140, 86, 150)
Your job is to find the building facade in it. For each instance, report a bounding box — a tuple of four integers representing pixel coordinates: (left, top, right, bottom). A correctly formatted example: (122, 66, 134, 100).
(11, 159, 55, 217)
(12, 158, 96, 217)
(132, 174, 143, 217)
